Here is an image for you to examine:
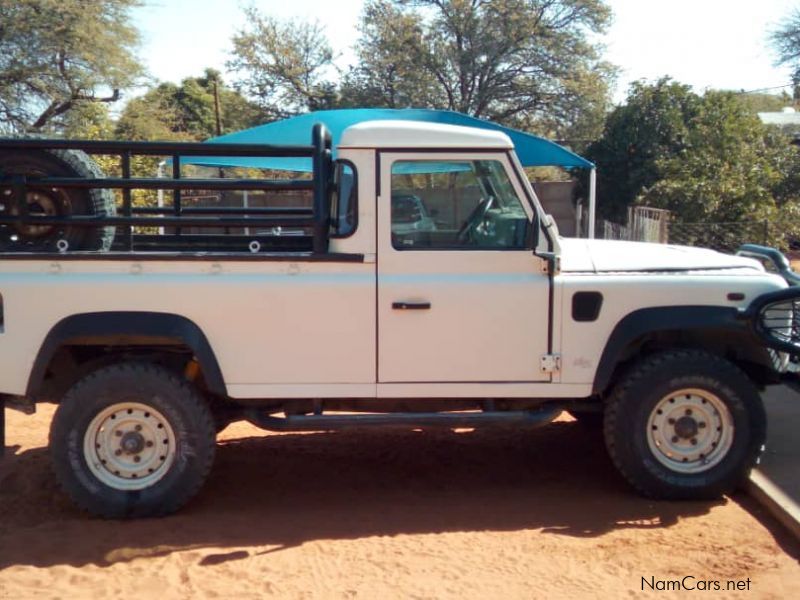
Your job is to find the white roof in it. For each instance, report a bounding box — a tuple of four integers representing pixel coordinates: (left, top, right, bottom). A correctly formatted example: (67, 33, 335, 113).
(758, 111, 800, 126)
(339, 120, 513, 150)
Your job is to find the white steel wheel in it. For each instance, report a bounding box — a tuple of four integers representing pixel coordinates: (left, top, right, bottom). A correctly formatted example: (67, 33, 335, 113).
(51, 362, 216, 518)
(603, 350, 766, 500)
(646, 388, 734, 474)
(83, 402, 177, 491)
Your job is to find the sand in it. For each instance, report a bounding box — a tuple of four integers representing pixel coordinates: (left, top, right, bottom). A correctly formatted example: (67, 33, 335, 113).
(1, 404, 798, 599)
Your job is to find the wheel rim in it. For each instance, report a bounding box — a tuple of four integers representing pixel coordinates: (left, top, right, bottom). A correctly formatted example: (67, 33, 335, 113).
(646, 388, 734, 474)
(83, 402, 177, 491)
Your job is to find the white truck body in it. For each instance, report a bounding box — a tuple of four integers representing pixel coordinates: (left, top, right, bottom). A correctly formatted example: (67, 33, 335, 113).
(0, 122, 786, 398)
(1, 120, 798, 517)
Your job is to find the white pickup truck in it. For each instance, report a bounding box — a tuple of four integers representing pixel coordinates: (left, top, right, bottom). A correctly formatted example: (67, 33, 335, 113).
(0, 121, 798, 518)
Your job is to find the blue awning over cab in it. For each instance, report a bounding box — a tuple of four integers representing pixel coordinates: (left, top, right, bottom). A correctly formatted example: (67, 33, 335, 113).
(179, 108, 593, 172)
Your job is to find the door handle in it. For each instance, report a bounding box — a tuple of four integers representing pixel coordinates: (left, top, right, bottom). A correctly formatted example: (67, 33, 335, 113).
(392, 301, 431, 310)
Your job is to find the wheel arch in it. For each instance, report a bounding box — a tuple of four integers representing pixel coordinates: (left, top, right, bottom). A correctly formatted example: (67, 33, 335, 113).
(592, 306, 777, 396)
(27, 311, 226, 398)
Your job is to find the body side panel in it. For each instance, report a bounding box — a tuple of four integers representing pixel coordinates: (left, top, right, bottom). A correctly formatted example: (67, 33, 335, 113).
(0, 259, 376, 396)
(557, 272, 786, 386)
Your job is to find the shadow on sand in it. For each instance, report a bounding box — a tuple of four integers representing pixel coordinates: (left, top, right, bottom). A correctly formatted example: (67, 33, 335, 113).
(1, 419, 796, 568)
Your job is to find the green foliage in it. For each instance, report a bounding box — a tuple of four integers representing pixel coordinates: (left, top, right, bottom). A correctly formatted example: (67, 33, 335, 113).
(339, 1, 440, 109)
(737, 91, 795, 114)
(59, 103, 116, 141)
(771, 7, 800, 83)
(642, 91, 786, 222)
(227, 8, 338, 118)
(230, 0, 615, 137)
(0, 0, 144, 133)
(587, 79, 700, 221)
(115, 70, 266, 142)
(588, 79, 800, 246)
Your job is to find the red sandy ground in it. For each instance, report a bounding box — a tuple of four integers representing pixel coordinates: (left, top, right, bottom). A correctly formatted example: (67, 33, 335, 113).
(0, 405, 798, 599)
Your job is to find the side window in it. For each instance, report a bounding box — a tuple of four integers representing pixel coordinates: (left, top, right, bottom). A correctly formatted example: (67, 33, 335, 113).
(390, 160, 530, 250)
(330, 161, 357, 237)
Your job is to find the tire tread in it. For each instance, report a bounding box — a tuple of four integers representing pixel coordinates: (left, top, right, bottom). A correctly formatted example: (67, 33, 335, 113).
(603, 349, 766, 500)
(50, 362, 215, 518)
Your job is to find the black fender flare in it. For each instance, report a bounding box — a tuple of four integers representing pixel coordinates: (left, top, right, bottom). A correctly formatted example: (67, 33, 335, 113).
(591, 305, 770, 395)
(27, 312, 226, 397)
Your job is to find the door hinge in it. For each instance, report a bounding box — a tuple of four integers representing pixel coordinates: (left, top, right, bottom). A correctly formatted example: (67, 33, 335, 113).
(540, 354, 561, 374)
(539, 252, 561, 275)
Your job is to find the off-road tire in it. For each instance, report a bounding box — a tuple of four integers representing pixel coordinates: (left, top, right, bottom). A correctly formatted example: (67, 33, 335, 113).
(50, 362, 216, 518)
(603, 350, 766, 500)
(0, 148, 115, 251)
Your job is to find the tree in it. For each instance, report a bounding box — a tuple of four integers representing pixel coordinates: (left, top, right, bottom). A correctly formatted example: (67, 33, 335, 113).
(0, 0, 144, 133)
(228, 1, 615, 138)
(737, 91, 795, 114)
(339, 1, 442, 109)
(227, 8, 338, 119)
(641, 91, 788, 223)
(586, 79, 700, 221)
(771, 7, 800, 87)
(115, 70, 266, 141)
(345, 0, 615, 137)
(587, 79, 800, 229)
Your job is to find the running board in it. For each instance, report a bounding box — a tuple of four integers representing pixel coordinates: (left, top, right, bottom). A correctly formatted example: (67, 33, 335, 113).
(244, 407, 562, 432)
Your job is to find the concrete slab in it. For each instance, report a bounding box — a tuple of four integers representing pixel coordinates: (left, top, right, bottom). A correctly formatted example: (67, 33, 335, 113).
(748, 385, 800, 539)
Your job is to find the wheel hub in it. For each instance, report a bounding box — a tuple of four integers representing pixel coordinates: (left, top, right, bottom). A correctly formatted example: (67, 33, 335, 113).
(83, 402, 176, 491)
(674, 415, 699, 439)
(120, 431, 145, 454)
(646, 388, 734, 474)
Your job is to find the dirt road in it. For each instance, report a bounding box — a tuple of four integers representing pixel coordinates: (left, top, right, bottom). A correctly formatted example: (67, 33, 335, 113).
(1, 405, 798, 599)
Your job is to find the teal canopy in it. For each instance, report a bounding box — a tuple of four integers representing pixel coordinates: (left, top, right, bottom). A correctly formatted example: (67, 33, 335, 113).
(181, 109, 593, 172)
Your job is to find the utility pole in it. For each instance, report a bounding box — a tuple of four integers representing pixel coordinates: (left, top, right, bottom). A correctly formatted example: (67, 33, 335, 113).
(213, 79, 223, 136)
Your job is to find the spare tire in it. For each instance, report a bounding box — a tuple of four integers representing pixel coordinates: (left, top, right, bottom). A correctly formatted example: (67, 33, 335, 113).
(0, 148, 116, 251)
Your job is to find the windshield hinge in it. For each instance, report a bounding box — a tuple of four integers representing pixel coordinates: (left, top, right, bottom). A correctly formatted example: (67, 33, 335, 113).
(540, 354, 561, 374)
(539, 252, 560, 275)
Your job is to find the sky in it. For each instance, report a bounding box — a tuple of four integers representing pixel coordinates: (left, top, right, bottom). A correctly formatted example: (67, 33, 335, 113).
(132, 0, 799, 104)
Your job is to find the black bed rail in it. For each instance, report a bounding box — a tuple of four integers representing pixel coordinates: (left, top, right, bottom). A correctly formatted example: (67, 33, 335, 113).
(0, 124, 334, 254)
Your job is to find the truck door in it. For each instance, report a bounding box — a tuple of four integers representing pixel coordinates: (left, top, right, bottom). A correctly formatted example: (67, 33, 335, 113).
(377, 153, 551, 383)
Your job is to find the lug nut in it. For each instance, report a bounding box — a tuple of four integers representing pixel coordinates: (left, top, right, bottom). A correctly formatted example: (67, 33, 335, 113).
(115, 431, 123, 437)
(671, 436, 679, 443)
(135, 425, 142, 432)
(691, 438, 698, 445)
(685, 409, 693, 416)
(698, 422, 706, 428)
(146, 441, 154, 448)
(115, 449, 122, 456)
(668, 418, 676, 425)
(134, 456, 141, 463)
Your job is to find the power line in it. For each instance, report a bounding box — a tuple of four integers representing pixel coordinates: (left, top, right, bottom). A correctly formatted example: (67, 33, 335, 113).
(737, 84, 794, 94)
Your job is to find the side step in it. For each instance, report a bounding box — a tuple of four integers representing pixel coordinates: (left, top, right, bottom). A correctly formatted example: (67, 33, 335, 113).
(245, 407, 562, 432)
